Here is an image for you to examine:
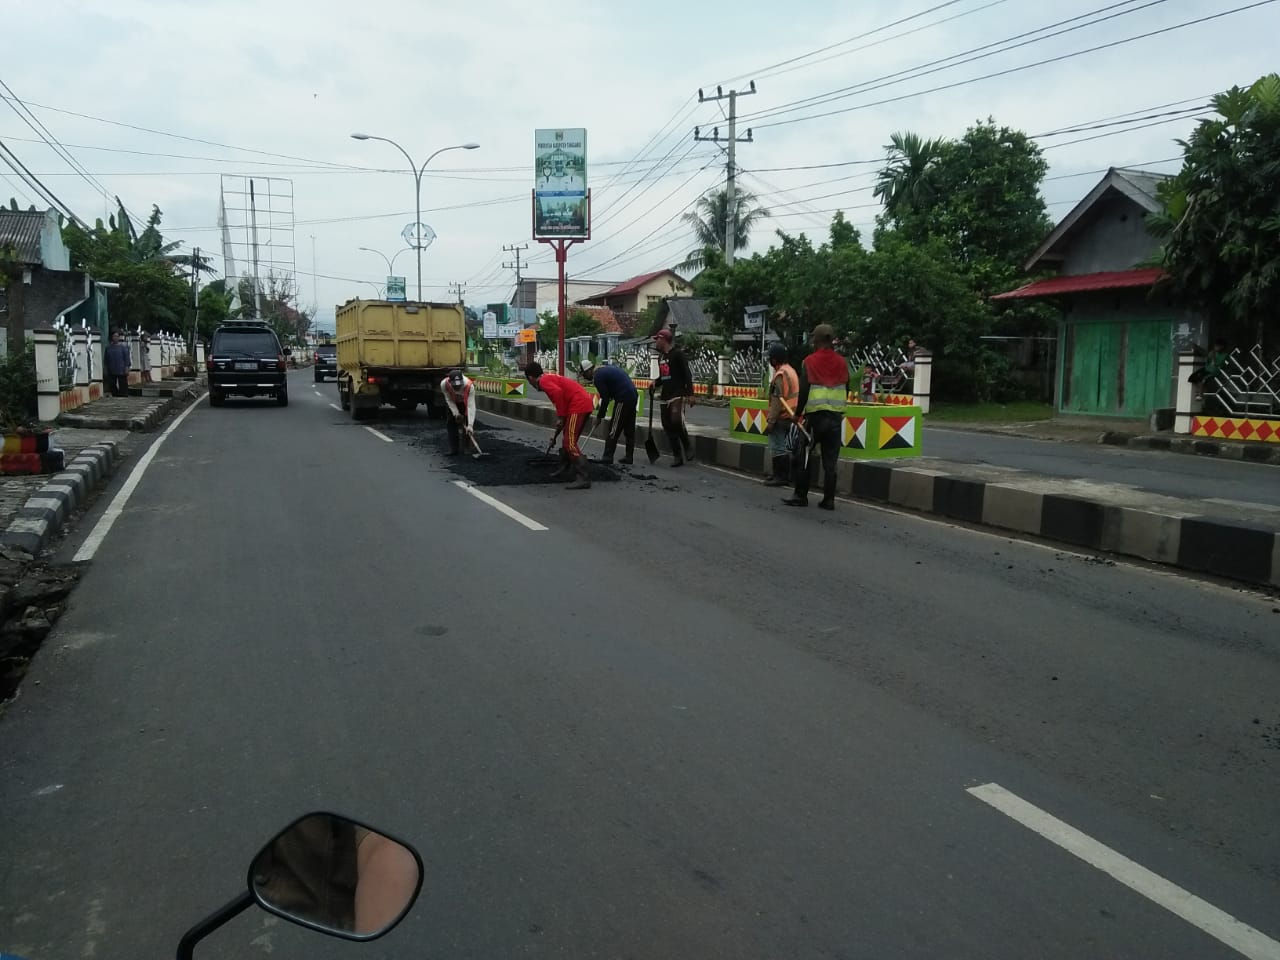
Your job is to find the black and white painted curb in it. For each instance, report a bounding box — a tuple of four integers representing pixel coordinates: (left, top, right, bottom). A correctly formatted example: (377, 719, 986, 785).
(477, 394, 1280, 589)
(0, 443, 119, 556)
(1102, 431, 1280, 466)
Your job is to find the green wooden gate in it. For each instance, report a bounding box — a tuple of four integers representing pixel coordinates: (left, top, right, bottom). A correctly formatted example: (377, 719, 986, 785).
(1060, 318, 1173, 416)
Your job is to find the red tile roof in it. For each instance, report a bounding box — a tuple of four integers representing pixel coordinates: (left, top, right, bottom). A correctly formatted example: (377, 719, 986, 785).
(599, 269, 681, 298)
(576, 305, 623, 333)
(992, 267, 1166, 300)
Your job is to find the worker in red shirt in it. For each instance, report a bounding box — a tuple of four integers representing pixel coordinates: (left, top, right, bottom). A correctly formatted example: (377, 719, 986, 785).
(525, 360, 595, 490)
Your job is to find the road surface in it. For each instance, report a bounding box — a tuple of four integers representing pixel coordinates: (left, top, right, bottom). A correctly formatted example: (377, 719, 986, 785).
(1, 372, 1277, 959)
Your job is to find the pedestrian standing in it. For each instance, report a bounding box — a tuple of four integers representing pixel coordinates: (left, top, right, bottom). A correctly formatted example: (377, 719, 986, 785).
(652, 328, 695, 466)
(763, 343, 799, 487)
(104, 330, 132, 398)
(140, 332, 153, 384)
(578, 360, 638, 465)
(440, 368, 476, 456)
(525, 361, 595, 490)
(783, 324, 850, 511)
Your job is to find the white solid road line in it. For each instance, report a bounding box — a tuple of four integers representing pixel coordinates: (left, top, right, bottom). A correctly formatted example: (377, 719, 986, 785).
(329, 403, 342, 412)
(451, 480, 548, 531)
(364, 426, 394, 443)
(72, 398, 204, 562)
(968, 783, 1280, 960)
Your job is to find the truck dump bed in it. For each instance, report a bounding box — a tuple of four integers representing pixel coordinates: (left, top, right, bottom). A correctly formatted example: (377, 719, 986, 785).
(335, 300, 465, 371)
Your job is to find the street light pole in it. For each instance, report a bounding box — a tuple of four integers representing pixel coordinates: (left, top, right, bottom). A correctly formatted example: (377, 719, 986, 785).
(350, 134, 480, 300)
(357, 246, 411, 278)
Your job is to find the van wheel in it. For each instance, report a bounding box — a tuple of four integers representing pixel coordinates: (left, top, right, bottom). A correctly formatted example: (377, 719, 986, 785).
(277, 387, 289, 407)
(209, 389, 224, 407)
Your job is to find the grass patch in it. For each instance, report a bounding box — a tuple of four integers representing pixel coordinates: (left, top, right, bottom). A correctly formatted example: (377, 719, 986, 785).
(927, 401, 1055, 423)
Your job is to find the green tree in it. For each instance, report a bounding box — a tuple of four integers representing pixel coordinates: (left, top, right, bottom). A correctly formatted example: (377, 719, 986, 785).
(1, 239, 28, 357)
(873, 131, 944, 218)
(196, 280, 234, 339)
(62, 204, 197, 333)
(1149, 74, 1280, 345)
(564, 307, 603, 339)
(679, 187, 771, 271)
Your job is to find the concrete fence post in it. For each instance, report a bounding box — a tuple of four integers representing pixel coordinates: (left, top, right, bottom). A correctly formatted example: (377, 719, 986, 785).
(649, 354, 660, 380)
(196, 340, 207, 372)
(128, 332, 141, 384)
(912, 349, 933, 414)
(34, 328, 60, 422)
(73, 328, 90, 391)
(90, 331, 103, 397)
(1174, 349, 1201, 434)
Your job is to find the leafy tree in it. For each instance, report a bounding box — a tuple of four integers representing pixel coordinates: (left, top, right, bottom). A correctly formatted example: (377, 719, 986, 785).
(873, 131, 944, 218)
(878, 119, 1051, 300)
(1149, 73, 1280, 346)
(62, 204, 196, 333)
(564, 307, 603, 340)
(1, 240, 28, 357)
(196, 280, 234, 340)
(679, 187, 771, 271)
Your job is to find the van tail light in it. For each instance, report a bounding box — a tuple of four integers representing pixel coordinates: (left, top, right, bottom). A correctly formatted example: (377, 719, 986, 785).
(205, 359, 215, 371)
(313, 352, 320, 363)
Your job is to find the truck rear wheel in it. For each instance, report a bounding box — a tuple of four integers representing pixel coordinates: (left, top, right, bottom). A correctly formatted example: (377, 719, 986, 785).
(339, 378, 351, 411)
(394, 398, 417, 413)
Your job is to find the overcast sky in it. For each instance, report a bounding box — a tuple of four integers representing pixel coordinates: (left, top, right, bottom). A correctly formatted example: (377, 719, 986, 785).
(3, 0, 1276, 330)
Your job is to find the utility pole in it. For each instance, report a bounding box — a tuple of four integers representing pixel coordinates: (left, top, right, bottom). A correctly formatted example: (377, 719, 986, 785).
(502, 242, 529, 308)
(190, 246, 201, 360)
(695, 81, 756, 268)
(448, 281, 466, 305)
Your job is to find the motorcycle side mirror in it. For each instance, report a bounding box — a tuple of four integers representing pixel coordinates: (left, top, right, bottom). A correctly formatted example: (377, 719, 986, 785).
(249, 813, 423, 940)
(176, 812, 423, 959)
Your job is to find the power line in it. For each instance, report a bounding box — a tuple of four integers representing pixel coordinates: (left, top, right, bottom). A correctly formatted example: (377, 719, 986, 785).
(752, 0, 1278, 130)
(712, 0, 974, 87)
(0, 138, 85, 226)
(743, 0, 1171, 124)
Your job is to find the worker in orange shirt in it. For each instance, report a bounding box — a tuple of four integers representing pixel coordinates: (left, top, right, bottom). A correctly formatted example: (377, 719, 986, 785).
(525, 361, 595, 490)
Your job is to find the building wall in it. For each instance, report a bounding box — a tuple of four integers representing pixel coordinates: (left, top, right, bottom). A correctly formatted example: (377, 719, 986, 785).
(535, 279, 615, 313)
(607, 275, 691, 314)
(1059, 195, 1160, 275)
(1058, 291, 1178, 416)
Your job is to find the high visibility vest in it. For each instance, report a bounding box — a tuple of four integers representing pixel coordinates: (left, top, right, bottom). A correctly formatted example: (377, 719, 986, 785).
(445, 380, 470, 405)
(773, 364, 799, 416)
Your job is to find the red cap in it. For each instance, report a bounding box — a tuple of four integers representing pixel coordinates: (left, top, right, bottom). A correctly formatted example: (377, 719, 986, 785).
(654, 329, 673, 342)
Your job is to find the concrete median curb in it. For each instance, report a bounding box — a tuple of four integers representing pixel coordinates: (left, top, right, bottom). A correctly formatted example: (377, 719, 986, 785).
(478, 393, 1279, 589)
(0, 442, 120, 555)
(1102, 431, 1280, 465)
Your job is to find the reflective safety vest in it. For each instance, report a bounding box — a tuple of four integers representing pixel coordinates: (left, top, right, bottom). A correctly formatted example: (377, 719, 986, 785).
(803, 350, 849, 413)
(772, 364, 799, 416)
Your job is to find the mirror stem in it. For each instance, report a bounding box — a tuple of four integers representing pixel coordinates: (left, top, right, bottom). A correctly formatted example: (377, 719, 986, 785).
(176, 891, 255, 960)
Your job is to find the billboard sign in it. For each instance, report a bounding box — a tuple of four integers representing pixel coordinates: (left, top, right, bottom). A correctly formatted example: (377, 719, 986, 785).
(482, 311, 498, 339)
(534, 128, 588, 239)
(386, 276, 406, 301)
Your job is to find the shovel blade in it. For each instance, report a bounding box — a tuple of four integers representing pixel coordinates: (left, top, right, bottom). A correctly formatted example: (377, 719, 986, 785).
(645, 434, 660, 464)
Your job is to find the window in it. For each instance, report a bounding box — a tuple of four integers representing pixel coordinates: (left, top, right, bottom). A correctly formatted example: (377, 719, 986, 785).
(214, 331, 279, 356)
(646, 295, 663, 305)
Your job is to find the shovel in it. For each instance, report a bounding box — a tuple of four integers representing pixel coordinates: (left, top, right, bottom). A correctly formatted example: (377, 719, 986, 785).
(644, 393, 660, 464)
(465, 428, 490, 460)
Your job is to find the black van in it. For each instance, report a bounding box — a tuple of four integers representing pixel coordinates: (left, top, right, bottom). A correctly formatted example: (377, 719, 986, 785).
(207, 321, 289, 407)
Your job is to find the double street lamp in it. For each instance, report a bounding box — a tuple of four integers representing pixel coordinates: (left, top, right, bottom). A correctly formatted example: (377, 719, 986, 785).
(350, 134, 480, 301)
(357, 245, 411, 278)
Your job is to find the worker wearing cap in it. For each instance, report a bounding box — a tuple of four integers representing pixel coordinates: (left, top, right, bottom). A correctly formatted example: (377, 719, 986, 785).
(525, 360, 595, 490)
(441, 368, 476, 456)
(578, 360, 638, 465)
(652, 328, 695, 466)
(783, 324, 850, 510)
(763, 343, 799, 487)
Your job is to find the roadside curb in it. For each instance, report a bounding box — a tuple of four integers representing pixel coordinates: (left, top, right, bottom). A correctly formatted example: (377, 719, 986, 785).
(57, 381, 204, 432)
(0, 442, 120, 556)
(1101, 431, 1280, 465)
(477, 394, 1279, 589)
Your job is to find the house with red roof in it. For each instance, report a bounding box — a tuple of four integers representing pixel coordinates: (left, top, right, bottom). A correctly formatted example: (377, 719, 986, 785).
(994, 167, 1204, 419)
(574, 269, 691, 315)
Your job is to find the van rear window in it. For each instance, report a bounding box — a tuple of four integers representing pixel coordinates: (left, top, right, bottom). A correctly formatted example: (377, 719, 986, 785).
(214, 332, 278, 356)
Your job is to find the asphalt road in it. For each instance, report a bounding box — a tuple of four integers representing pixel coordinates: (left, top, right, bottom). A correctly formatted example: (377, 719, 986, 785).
(1, 371, 1277, 960)
(682, 402, 1280, 507)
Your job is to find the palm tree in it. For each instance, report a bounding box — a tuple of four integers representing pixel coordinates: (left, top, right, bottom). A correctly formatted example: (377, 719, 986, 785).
(873, 131, 944, 218)
(679, 187, 770, 271)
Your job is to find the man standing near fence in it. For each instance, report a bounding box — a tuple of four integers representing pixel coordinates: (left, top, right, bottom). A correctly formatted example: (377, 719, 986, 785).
(578, 360, 638, 465)
(783, 324, 850, 511)
(104, 330, 131, 398)
(763, 343, 798, 487)
(652, 328, 695, 466)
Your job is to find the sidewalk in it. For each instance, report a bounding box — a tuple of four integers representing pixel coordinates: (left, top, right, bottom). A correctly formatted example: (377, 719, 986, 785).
(476, 391, 1280, 589)
(58, 379, 205, 431)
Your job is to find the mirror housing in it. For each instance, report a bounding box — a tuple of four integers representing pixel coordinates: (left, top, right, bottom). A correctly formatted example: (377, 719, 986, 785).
(248, 812, 423, 941)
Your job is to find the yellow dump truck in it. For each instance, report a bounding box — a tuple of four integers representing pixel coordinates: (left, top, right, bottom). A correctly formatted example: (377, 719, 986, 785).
(335, 299, 467, 420)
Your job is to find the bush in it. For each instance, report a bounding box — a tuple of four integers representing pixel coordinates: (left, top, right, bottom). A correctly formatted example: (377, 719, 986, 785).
(0, 342, 37, 429)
